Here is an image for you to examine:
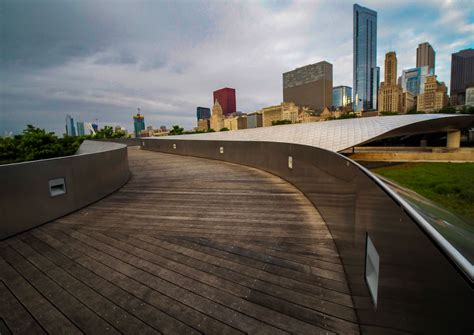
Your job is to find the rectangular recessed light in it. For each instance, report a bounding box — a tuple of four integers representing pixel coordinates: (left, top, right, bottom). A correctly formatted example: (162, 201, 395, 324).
(365, 234, 380, 308)
(49, 178, 67, 197)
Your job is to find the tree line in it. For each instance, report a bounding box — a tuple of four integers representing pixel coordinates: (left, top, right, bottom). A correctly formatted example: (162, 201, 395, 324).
(0, 125, 129, 165)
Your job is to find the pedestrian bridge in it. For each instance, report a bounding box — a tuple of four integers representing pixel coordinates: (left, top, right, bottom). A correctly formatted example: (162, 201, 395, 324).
(1, 148, 359, 334)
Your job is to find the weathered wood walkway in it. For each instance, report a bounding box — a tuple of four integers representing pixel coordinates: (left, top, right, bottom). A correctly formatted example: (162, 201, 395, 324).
(0, 147, 359, 334)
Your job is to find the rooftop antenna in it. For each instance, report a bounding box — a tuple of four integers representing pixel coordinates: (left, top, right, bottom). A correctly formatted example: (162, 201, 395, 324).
(137, 108, 141, 115)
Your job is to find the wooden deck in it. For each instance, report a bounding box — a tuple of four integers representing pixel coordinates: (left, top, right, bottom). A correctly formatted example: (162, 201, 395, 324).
(0, 147, 359, 334)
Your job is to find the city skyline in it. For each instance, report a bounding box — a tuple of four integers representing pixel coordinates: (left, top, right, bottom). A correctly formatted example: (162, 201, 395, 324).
(1, 0, 473, 135)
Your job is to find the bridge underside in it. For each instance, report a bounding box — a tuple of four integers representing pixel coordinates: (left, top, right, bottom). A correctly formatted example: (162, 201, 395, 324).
(0, 147, 359, 334)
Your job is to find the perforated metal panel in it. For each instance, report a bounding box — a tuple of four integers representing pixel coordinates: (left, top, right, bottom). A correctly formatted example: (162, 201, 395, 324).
(159, 114, 465, 152)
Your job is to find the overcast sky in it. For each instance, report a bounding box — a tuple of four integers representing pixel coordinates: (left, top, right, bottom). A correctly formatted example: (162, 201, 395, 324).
(1, 0, 473, 135)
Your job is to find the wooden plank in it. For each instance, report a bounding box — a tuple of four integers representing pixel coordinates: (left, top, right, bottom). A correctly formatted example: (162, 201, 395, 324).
(8, 238, 165, 335)
(88, 230, 334, 334)
(116, 232, 353, 307)
(107, 231, 357, 321)
(1, 245, 126, 334)
(0, 280, 45, 334)
(163, 236, 350, 293)
(0, 255, 81, 334)
(19, 233, 199, 335)
(32, 229, 237, 335)
(52, 227, 289, 335)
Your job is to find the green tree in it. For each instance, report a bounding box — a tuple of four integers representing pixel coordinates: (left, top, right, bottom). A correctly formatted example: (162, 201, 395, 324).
(406, 106, 421, 114)
(438, 105, 456, 114)
(0, 125, 83, 165)
(337, 112, 359, 119)
(379, 111, 399, 116)
(407, 106, 416, 114)
(169, 125, 184, 135)
(271, 119, 292, 125)
(459, 105, 474, 114)
(219, 127, 230, 131)
(113, 129, 129, 138)
(94, 126, 114, 139)
(94, 126, 129, 139)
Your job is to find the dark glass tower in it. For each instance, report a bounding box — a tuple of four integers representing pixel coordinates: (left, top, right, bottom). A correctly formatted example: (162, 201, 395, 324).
(450, 48, 474, 105)
(196, 107, 211, 120)
(353, 4, 379, 112)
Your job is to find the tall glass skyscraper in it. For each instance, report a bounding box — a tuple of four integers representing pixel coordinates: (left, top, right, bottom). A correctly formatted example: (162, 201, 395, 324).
(76, 122, 85, 136)
(353, 4, 379, 112)
(65, 115, 76, 137)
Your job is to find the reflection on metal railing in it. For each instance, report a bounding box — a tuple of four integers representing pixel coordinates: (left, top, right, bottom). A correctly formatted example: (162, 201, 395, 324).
(373, 174, 474, 281)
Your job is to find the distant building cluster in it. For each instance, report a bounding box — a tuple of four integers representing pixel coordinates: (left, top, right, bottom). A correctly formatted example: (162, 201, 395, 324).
(65, 115, 86, 137)
(65, 115, 126, 137)
(94, 3, 472, 137)
(192, 4, 473, 134)
(377, 44, 450, 114)
(113, 3, 474, 137)
(139, 125, 168, 137)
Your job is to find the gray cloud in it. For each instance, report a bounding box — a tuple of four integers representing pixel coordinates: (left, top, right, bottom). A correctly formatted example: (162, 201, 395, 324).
(1, 0, 473, 136)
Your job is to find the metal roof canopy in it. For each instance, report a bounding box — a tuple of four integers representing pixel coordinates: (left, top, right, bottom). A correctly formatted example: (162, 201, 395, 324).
(155, 114, 474, 152)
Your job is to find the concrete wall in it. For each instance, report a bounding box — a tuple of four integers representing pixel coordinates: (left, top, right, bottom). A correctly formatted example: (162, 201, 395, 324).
(141, 138, 473, 334)
(96, 138, 142, 146)
(0, 141, 129, 239)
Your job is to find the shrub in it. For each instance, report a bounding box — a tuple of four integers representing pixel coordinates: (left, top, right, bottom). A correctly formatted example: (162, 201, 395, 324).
(0, 125, 83, 164)
(271, 119, 292, 125)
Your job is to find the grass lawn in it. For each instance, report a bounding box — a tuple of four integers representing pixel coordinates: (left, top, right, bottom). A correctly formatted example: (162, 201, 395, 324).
(371, 162, 474, 222)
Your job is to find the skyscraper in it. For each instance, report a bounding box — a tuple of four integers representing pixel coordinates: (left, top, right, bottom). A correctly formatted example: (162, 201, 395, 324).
(133, 112, 145, 138)
(196, 107, 211, 120)
(213, 88, 236, 116)
(76, 122, 85, 136)
(283, 61, 333, 111)
(65, 115, 76, 137)
(450, 48, 474, 105)
(384, 52, 397, 86)
(416, 42, 435, 74)
(353, 4, 379, 112)
(378, 52, 403, 113)
(332, 86, 352, 108)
